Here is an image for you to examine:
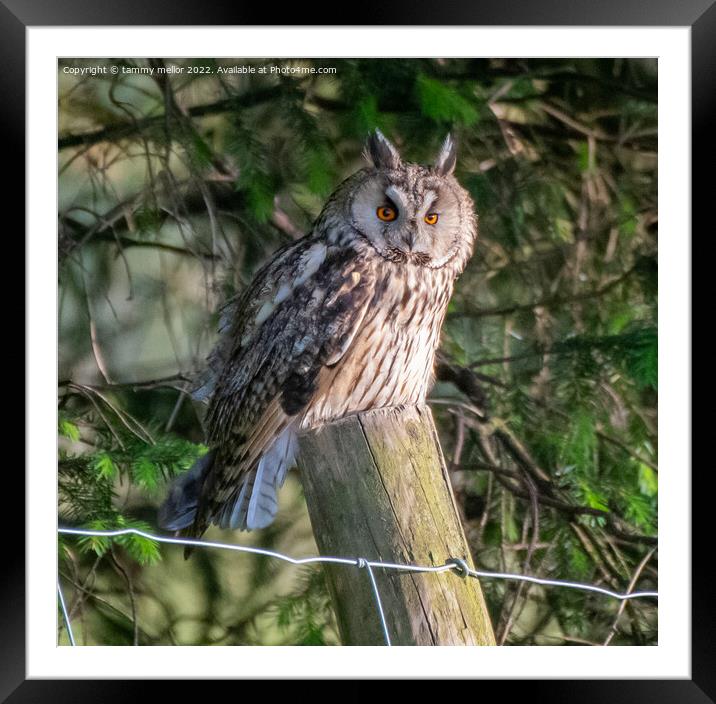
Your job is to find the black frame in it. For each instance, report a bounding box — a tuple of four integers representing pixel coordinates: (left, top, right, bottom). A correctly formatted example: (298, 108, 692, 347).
(8, 0, 703, 699)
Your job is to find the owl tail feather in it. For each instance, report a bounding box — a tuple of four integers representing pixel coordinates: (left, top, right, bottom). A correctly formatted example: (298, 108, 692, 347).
(157, 428, 298, 559)
(158, 449, 216, 533)
(216, 426, 298, 533)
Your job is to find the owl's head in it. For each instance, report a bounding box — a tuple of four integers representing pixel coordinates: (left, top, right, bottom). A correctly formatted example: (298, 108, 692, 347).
(336, 130, 477, 272)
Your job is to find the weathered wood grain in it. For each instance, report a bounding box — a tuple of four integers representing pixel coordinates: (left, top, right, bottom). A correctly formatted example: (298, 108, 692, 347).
(297, 404, 496, 645)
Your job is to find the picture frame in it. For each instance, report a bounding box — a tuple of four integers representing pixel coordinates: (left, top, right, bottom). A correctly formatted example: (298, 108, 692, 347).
(10, 0, 704, 697)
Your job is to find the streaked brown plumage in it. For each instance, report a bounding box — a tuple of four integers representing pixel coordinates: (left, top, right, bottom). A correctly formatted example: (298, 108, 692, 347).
(158, 131, 478, 541)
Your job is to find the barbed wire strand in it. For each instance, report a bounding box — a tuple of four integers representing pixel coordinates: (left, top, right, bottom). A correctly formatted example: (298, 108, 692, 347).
(58, 527, 658, 647)
(57, 580, 76, 646)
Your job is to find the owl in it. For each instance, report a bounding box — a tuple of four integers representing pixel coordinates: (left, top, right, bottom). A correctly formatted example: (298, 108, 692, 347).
(159, 130, 477, 540)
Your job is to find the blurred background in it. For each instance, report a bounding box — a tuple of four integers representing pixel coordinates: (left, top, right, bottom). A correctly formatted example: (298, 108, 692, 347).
(58, 57, 658, 646)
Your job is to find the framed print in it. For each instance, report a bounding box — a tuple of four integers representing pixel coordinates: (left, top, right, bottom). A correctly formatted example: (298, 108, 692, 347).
(9, 0, 705, 699)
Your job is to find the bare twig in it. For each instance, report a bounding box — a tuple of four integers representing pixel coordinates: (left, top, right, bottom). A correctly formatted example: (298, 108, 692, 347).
(603, 548, 656, 645)
(448, 264, 638, 319)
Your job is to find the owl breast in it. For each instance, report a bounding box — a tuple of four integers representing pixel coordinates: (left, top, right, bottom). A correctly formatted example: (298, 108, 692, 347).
(300, 258, 453, 430)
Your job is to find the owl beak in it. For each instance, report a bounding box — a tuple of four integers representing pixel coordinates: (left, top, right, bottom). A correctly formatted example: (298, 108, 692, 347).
(402, 231, 415, 251)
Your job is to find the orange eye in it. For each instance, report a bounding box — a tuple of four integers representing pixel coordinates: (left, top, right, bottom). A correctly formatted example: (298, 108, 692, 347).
(424, 213, 439, 225)
(376, 206, 397, 222)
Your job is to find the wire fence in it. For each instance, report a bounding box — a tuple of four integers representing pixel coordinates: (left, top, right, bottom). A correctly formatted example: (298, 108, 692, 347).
(57, 526, 658, 647)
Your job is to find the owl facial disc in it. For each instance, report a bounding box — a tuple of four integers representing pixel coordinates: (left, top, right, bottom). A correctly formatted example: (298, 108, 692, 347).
(347, 131, 473, 269)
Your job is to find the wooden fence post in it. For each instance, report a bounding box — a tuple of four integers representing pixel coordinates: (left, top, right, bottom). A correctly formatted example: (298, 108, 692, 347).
(296, 404, 496, 645)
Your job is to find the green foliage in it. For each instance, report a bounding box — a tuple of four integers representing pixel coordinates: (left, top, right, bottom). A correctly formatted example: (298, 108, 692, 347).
(554, 531, 592, 582)
(271, 567, 336, 645)
(352, 95, 381, 134)
(561, 411, 598, 475)
(638, 464, 658, 497)
(59, 416, 80, 442)
(416, 75, 480, 126)
(75, 516, 159, 565)
(132, 207, 164, 238)
(227, 118, 277, 223)
(550, 326, 658, 391)
(58, 410, 206, 564)
(622, 327, 658, 390)
(93, 452, 118, 481)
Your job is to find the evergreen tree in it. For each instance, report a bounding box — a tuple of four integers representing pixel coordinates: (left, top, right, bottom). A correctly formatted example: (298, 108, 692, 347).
(58, 57, 657, 646)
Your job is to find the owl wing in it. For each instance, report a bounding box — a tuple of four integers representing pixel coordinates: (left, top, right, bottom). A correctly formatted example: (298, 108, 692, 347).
(190, 238, 375, 536)
(190, 237, 306, 404)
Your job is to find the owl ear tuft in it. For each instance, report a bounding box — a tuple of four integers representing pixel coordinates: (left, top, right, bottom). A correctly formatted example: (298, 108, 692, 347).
(365, 129, 402, 170)
(434, 134, 457, 176)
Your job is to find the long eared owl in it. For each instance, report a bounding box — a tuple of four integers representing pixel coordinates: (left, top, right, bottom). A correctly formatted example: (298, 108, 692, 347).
(159, 130, 478, 539)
